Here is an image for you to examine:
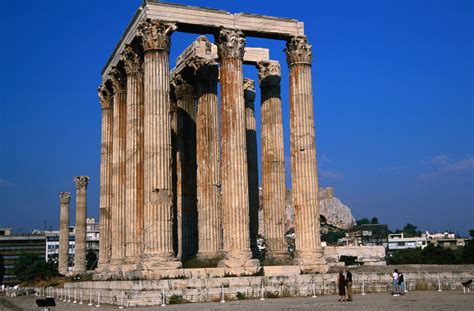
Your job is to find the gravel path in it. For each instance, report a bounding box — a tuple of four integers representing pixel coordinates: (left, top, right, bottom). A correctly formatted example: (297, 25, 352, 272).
(2, 291, 473, 311)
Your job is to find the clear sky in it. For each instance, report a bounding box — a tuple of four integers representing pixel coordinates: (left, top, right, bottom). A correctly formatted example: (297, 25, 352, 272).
(0, 0, 472, 235)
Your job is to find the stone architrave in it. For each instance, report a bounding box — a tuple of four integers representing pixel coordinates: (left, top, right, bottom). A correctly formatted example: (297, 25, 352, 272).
(58, 192, 71, 275)
(98, 84, 113, 271)
(193, 58, 222, 259)
(243, 78, 260, 259)
(215, 28, 259, 269)
(172, 74, 197, 261)
(257, 60, 288, 261)
(109, 66, 127, 273)
(73, 176, 90, 274)
(121, 45, 144, 270)
(138, 19, 181, 269)
(286, 36, 327, 272)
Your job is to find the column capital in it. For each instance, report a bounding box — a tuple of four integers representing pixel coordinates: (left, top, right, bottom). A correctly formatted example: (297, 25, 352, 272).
(138, 19, 177, 52)
(285, 36, 312, 66)
(257, 60, 281, 85)
(109, 66, 126, 93)
(74, 176, 90, 190)
(98, 84, 112, 110)
(188, 57, 218, 81)
(120, 45, 143, 75)
(215, 28, 246, 60)
(243, 78, 256, 103)
(172, 74, 195, 100)
(59, 192, 71, 204)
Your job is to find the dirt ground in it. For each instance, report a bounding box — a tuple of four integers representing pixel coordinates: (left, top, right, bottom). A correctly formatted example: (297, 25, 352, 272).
(1, 290, 473, 311)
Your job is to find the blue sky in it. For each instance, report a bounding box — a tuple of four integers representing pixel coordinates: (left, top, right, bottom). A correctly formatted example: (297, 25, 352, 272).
(0, 0, 472, 235)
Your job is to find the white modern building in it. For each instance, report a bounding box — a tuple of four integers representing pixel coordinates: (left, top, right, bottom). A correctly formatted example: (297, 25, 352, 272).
(387, 233, 428, 251)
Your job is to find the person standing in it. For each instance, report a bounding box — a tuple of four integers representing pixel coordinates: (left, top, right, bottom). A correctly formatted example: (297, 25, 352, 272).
(398, 271, 405, 294)
(337, 271, 346, 302)
(345, 268, 353, 301)
(392, 269, 400, 296)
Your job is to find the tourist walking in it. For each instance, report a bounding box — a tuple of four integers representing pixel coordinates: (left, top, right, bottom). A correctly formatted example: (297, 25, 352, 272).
(337, 271, 346, 302)
(392, 269, 400, 296)
(345, 268, 353, 301)
(398, 272, 405, 294)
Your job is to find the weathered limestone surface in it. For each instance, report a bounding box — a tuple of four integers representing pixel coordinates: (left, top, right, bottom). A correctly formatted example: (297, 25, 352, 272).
(98, 85, 113, 271)
(138, 19, 181, 269)
(319, 187, 356, 229)
(122, 45, 144, 268)
(286, 36, 326, 272)
(172, 75, 197, 260)
(110, 66, 127, 272)
(194, 58, 222, 259)
(258, 61, 288, 260)
(243, 78, 260, 259)
(216, 29, 258, 269)
(58, 192, 71, 275)
(73, 176, 89, 274)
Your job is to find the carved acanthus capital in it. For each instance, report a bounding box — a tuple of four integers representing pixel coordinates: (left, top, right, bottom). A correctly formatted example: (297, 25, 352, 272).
(285, 36, 312, 66)
(120, 45, 142, 75)
(59, 192, 71, 204)
(243, 78, 256, 103)
(188, 57, 218, 81)
(74, 176, 90, 190)
(215, 28, 246, 60)
(138, 19, 177, 52)
(171, 74, 195, 100)
(257, 60, 281, 85)
(98, 84, 112, 110)
(109, 67, 126, 93)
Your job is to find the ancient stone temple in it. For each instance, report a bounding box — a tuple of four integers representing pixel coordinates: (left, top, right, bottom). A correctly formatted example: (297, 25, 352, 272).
(95, 0, 326, 279)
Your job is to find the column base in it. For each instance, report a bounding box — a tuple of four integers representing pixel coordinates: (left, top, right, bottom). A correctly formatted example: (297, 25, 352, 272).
(139, 253, 182, 271)
(264, 250, 293, 265)
(195, 251, 223, 260)
(218, 251, 260, 272)
(293, 249, 328, 273)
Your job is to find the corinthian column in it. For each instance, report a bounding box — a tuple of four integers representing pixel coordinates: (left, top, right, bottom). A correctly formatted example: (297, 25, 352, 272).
(109, 66, 127, 272)
(172, 74, 197, 261)
(193, 59, 222, 259)
(58, 192, 71, 275)
(121, 45, 144, 269)
(98, 84, 113, 271)
(257, 60, 288, 262)
(215, 29, 259, 269)
(243, 78, 260, 259)
(138, 19, 181, 269)
(286, 36, 327, 272)
(73, 176, 89, 274)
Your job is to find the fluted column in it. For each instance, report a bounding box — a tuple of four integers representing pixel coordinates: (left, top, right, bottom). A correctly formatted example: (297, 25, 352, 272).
(110, 66, 127, 271)
(286, 36, 327, 271)
(216, 29, 259, 269)
(121, 45, 144, 268)
(257, 60, 288, 261)
(138, 19, 181, 269)
(98, 84, 113, 271)
(73, 176, 89, 274)
(243, 78, 260, 259)
(194, 60, 222, 259)
(58, 192, 71, 275)
(173, 75, 197, 260)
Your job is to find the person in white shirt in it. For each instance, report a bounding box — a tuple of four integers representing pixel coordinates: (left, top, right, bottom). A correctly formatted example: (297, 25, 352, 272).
(392, 269, 400, 296)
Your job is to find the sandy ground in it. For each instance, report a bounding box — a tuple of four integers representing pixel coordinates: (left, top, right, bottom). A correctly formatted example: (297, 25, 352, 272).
(1, 291, 473, 311)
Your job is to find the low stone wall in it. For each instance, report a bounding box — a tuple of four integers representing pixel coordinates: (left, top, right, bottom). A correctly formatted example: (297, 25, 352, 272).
(324, 246, 386, 266)
(61, 265, 474, 306)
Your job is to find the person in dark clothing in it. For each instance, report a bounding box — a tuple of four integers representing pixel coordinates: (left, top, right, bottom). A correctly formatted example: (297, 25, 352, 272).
(398, 272, 405, 294)
(345, 268, 353, 301)
(337, 271, 346, 302)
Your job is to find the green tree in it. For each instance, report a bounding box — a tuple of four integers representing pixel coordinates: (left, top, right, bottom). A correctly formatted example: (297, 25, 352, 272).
(356, 218, 370, 226)
(401, 223, 421, 237)
(371, 217, 379, 224)
(13, 253, 58, 283)
(86, 251, 98, 270)
(469, 229, 474, 238)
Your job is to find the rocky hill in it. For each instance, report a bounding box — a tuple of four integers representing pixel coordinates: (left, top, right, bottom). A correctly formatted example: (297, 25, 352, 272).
(258, 187, 356, 236)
